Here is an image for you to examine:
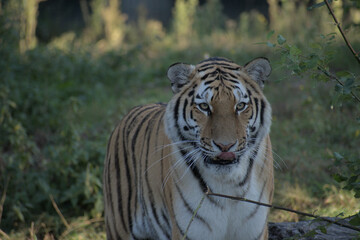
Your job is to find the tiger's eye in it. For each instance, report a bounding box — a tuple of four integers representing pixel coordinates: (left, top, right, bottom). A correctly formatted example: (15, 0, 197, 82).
(198, 103, 210, 111)
(236, 102, 246, 112)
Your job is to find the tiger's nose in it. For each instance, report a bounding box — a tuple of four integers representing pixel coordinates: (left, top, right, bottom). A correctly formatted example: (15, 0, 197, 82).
(213, 141, 236, 152)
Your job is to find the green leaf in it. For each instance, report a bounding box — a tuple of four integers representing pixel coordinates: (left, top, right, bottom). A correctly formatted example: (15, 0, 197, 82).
(289, 45, 301, 57)
(266, 41, 276, 48)
(334, 84, 343, 92)
(12, 205, 25, 222)
(355, 190, 360, 198)
(348, 175, 358, 184)
(344, 78, 355, 88)
(267, 30, 275, 40)
(333, 173, 347, 183)
(349, 213, 360, 226)
(343, 78, 354, 94)
(319, 226, 327, 234)
(308, 0, 332, 10)
(277, 34, 286, 45)
(310, 42, 322, 50)
(333, 152, 344, 160)
(336, 71, 352, 78)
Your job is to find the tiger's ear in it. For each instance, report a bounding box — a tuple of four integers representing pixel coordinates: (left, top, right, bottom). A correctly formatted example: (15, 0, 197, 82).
(244, 58, 271, 89)
(167, 63, 195, 93)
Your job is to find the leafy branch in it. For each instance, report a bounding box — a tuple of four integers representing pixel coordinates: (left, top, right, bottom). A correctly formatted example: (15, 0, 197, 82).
(265, 32, 360, 104)
(323, 0, 360, 65)
(318, 66, 360, 102)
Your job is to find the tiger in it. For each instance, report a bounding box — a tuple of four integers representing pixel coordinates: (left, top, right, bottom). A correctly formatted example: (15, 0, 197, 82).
(103, 57, 274, 240)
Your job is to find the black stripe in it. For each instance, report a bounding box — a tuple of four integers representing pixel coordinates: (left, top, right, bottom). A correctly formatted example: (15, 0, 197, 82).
(238, 158, 254, 187)
(120, 106, 157, 236)
(198, 66, 215, 71)
(203, 86, 212, 93)
(180, 150, 207, 192)
(253, 221, 267, 240)
(105, 128, 115, 159)
(158, 112, 171, 234)
(226, 72, 239, 79)
(174, 93, 188, 142)
(246, 180, 267, 219)
(228, 79, 239, 84)
(182, 98, 188, 124)
(105, 153, 118, 239)
(188, 89, 195, 97)
(204, 80, 215, 85)
(253, 98, 259, 125)
(222, 66, 241, 71)
(144, 109, 170, 238)
(114, 127, 128, 234)
(162, 209, 171, 230)
(260, 100, 266, 126)
(199, 57, 234, 64)
(239, 147, 260, 186)
(242, 78, 259, 94)
(129, 108, 160, 235)
(179, 150, 220, 207)
(200, 72, 213, 80)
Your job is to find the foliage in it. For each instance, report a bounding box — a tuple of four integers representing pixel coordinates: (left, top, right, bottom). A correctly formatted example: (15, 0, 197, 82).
(172, 0, 198, 44)
(264, 0, 360, 230)
(194, 0, 225, 36)
(0, 0, 360, 238)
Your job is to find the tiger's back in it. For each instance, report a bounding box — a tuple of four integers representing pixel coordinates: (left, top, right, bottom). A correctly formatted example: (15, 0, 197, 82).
(104, 57, 274, 240)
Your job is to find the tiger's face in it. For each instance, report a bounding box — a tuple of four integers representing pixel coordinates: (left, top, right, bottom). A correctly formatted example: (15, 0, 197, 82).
(192, 78, 254, 165)
(165, 57, 271, 170)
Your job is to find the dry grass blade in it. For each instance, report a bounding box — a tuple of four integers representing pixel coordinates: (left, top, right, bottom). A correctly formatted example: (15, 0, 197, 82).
(59, 217, 104, 239)
(29, 222, 36, 240)
(49, 195, 70, 229)
(0, 229, 10, 240)
(0, 176, 10, 225)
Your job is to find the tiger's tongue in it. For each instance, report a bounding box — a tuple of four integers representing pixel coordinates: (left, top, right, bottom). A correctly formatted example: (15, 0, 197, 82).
(217, 152, 236, 161)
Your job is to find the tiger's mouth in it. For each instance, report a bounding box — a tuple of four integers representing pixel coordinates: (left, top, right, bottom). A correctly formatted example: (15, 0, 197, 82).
(203, 153, 240, 165)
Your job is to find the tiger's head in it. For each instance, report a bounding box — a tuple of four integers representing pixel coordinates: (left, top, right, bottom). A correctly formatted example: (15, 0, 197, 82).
(165, 57, 271, 170)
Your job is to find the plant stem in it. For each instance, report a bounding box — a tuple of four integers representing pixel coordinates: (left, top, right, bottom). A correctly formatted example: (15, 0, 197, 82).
(50, 195, 70, 229)
(182, 194, 206, 240)
(318, 66, 360, 103)
(0, 229, 10, 240)
(0, 176, 10, 226)
(206, 187, 360, 232)
(324, 0, 360, 65)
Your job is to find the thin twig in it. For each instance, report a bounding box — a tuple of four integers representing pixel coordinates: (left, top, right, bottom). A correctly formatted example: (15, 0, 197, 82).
(0, 176, 10, 225)
(49, 195, 70, 229)
(59, 217, 104, 239)
(318, 66, 360, 103)
(206, 187, 360, 232)
(0, 229, 10, 240)
(324, 0, 360, 65)
(29, 222, 36, 240)
(277, 44, 360, 103)
(182, 194, 206, 240)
